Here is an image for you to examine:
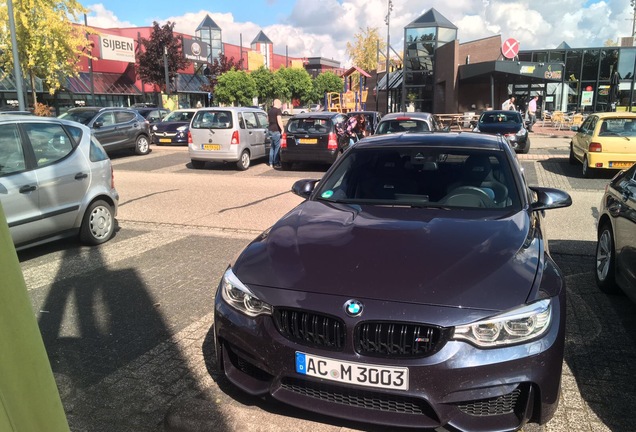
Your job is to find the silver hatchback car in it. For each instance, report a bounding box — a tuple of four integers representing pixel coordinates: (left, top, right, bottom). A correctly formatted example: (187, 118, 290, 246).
(0, 115, 119, 250)
(188, 107, 270, 170)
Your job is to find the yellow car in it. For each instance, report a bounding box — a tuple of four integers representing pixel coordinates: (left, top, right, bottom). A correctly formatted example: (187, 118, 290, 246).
(570, 112, 636, 178)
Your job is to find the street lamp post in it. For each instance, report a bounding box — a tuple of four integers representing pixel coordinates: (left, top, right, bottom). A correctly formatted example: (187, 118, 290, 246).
(7, 0, 26, 111)
(385, 0, 393, 114)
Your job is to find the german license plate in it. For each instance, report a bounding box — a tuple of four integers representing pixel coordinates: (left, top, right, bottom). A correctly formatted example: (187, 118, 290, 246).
(159, 138, 171, 143)
(295, 352, 408, 390)
(298, 138, 317, 144)
(609, 161, 634, 168)
(203, 144, 221, 150)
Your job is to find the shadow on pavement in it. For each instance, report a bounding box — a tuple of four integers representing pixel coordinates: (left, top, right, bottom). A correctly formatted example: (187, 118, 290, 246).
(554, 247, 636, 432)
(26, 243, 229, 432)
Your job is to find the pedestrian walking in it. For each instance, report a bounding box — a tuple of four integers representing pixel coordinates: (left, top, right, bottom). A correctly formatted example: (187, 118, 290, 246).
(502, 96, 516, 111)
(527, 95, 538, 132)
(268, 99, 284, 168)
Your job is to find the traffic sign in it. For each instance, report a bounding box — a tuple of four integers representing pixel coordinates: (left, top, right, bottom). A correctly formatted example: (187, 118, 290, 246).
(502, 38, 520, 59)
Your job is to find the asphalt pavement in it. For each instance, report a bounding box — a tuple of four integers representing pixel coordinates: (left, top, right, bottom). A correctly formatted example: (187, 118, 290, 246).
(17, 133, 636, 432)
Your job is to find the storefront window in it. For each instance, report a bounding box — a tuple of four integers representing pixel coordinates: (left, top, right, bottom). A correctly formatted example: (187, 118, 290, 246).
(533, 52, 548, 63)
(405, 27, 436, 45)
(437, 27, 457, 44)
(405, 71, 434, 86)
(582, 50, 599, 80)
(617, 48, 636, 80)
(599, 49, 618, 80)
(595, 81, 610, 112)
(549, 51, 565, 63)
(566, 51, 582, 81)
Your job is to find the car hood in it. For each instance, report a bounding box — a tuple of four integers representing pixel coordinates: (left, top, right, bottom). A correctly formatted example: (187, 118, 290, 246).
(234, 201, 541, 311)
(477, 123, 522, 134)
(153, 121, 188, 132)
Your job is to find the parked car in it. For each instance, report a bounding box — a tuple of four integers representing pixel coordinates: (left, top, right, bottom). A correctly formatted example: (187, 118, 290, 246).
(213, 131, 572, 431)
(188, 107, 270, 170)
(151, 109, 198, 145)
(595, 163, 636, 302)
(570, 112, 636, 178)
(282, 106, 308, 115)
(280, 111, 349, 170)
(375, 112, 445, 134)
(0, 115, 119, 250)
(133, 107, 170, 125)
(309, 103, 323, 112)
(473, 110, 530, 154)
(58, 107, 151, 155)
(348, 110, 383, 136)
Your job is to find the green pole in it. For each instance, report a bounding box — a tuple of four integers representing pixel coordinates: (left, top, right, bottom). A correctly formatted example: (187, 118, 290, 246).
(0, 203, 69, 432)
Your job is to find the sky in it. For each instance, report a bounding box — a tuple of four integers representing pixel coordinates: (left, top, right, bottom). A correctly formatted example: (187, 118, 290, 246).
(81, 0, 634, 67)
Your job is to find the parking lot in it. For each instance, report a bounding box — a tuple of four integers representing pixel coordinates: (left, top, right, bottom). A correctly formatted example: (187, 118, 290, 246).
(17, 136, 636, 432)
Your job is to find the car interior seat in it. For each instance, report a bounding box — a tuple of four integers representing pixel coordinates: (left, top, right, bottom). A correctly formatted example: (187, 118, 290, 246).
(356, 152, 417, 199)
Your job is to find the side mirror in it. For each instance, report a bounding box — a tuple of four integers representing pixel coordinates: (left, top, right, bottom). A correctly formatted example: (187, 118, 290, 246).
(570, 126, 579, 132)
(529, 186, 572, 211)
(93, 121, 103, 129)
(291, 179, 320, 198)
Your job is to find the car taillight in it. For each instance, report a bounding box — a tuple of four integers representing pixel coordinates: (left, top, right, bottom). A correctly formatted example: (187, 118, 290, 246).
(188, 131, 192, 144)
(231, 130, 239, 144)
(281, 132, 287, 148)
(589, 142, 602, 152)
(110, 166, 115, 189)
(328, 132, 338, 150)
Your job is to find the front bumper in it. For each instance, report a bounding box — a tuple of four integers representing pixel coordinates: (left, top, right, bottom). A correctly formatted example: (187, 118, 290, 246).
(213, 287, 565, 431)
(151, 132, 188, 145)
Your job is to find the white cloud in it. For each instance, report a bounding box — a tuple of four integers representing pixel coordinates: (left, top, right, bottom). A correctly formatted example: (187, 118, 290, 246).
(84, 0, 634, 68)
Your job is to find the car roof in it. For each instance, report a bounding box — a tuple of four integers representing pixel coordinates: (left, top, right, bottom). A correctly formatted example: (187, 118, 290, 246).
(354, 131, 506, 151)
(67, 106, 134, 112)
(196, 106, 265, 113)
(0, 115, 90, 129)
(484, 110, 519, 115)
(592, 112, 636, 119)
(380, 112, 434, 120)
(290, 111, 346, 119)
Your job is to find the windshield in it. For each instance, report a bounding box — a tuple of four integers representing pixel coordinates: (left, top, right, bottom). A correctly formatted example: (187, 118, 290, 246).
(479, 112, 522, 125)
(314, 147, 520, 210)
(58, 110, 98, 125)
(162, 111, 195, 122)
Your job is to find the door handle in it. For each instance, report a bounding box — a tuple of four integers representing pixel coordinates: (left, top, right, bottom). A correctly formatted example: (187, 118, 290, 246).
(19, 185, 37, 193)
(75, 172, 88, 180)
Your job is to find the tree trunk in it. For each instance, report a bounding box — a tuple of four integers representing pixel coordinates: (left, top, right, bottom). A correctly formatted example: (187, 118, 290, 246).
(30, 72, 38, 106)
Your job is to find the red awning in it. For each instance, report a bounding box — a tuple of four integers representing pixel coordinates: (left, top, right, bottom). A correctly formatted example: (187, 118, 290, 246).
(341, 66, 371, 78)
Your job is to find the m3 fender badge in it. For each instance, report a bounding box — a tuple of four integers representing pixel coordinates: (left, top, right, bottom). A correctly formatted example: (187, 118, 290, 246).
(344, 299, 363, 317)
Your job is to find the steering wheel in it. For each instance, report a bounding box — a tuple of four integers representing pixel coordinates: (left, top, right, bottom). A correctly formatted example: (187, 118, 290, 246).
(443, 186, 496, 208)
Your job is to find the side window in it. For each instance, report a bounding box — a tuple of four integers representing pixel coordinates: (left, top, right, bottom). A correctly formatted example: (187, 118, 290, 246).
(66, 125, 83, 144)
(256, 112, 268, 128)
(237, 112, 246, 129)
(89, 136, 108, 162)
(244, 112, 258, 129)
(115, 111, 136, 124)
(23, 123, 74, 167)
(0, 123, 26, 176)
(96, 112, 115, 126)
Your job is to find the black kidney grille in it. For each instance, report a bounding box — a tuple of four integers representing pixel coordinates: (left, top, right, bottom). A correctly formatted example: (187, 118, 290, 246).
(356, 322, 443, 357)
(457, 388, 522, 416)
(273, 308, 345, 350)
(281, 377, 432, 415)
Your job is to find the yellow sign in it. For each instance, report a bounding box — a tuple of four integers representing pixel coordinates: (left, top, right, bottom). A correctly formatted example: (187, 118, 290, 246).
(247, 51, 264, 71)
(161, 94, 179, 111)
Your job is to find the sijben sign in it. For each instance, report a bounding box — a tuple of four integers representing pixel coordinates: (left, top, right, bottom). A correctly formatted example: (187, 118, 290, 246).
(182, 38, 209, 62)
(100, 34, 136, 62)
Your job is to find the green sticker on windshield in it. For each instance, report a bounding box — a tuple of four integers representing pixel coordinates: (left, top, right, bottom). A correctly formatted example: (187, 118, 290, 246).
(321, 190, 334, 198)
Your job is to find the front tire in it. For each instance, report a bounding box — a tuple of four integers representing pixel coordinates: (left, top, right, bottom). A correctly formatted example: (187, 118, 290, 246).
(135, 135, 150, 155)
(236, 150, 250, 171)
(569, 142, 577, 165)
(520, 138, 530, 154)
(80, 200, 115, 245)
(595, 223, 619, 293)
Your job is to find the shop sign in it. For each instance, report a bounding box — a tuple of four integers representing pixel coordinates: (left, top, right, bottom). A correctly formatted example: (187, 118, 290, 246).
(598, 86, 609, 96)
(581, 91, 594, 106)
(100, 35, 135, 62)
(520, 65, 536, 74)
(183, 38, 209, 62)
(544, 65, 562, 80)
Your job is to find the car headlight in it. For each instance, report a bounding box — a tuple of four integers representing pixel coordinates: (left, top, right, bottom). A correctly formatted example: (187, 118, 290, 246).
(152, 125, 157, 131)
(516, 128, 526, 136)
(453, 299, 552, 347)
(177, 125, 187, 132)
(220, 268, 272, 317)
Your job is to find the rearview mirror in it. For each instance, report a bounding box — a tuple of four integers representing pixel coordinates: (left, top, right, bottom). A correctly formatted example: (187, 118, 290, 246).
(292, 179, 320, 198)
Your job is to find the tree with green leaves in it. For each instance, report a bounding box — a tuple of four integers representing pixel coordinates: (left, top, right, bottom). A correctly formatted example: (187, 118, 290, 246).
(275, 67, 313, 105)
(214, 69, 257, 106)
(200, 53, 244, 95)
(346, 27, 385, 72)
(311, 71, 343, 103)
(0, 0, 92, 105)
(137, 21, 190, 93)
(251, 66, 289, 107)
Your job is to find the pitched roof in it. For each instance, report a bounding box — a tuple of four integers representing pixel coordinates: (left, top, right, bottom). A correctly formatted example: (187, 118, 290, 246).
(251, 31, 273, 45)
(555, 41, 572, 50)
(196, 15, 221, 31)
(406, 8, 457, 30)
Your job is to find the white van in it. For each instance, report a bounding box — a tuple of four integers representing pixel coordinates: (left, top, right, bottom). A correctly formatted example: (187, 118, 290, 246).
(188, 107, 270, 170)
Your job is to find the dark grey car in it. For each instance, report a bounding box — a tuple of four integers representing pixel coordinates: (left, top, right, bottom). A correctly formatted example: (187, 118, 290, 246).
(59, 107, 151, 155)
